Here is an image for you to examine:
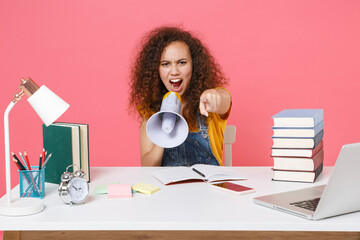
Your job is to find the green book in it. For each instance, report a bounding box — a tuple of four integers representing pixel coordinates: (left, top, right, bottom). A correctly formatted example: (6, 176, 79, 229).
(42, 122, 90, 184)
(55, 122, 90, 182)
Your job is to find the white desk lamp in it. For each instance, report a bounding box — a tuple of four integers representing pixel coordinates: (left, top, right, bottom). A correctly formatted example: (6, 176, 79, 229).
(0, 78, 69, 216)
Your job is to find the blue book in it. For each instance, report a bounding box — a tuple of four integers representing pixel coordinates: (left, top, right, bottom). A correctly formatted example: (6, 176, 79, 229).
(272, 109, 323, 128)
(272, 121, 324, 137)
(272, 130, 324, 149)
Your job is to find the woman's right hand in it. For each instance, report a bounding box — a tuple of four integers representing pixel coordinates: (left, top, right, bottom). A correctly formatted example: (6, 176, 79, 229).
(139, 118, 165, 166)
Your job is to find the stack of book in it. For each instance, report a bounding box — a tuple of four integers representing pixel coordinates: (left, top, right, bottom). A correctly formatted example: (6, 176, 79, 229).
(271, 109, 324, 183)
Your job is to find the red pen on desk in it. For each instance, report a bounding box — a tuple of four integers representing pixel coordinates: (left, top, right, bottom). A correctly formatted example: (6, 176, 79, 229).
(24, 151, 31, 170)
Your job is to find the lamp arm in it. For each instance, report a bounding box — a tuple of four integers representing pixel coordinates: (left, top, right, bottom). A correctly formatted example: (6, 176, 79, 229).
(0, 79, 68, 216)
(4, 101, 16, 206)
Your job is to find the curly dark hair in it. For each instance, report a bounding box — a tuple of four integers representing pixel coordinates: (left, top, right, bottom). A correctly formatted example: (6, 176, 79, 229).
(128, 26, 228, 127)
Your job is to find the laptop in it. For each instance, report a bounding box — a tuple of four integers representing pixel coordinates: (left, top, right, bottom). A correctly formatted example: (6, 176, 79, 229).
(254, 143, 360, 220)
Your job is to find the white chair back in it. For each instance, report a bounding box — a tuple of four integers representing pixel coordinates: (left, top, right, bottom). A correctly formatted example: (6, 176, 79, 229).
(224, 125, 236, 166)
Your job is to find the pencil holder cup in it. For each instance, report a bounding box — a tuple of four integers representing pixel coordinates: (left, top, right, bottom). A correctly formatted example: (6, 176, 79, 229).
(19, 167, 45, 199)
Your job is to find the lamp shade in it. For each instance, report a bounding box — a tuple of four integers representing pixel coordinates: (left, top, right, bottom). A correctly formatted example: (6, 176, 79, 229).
(27, 85, 70, 126)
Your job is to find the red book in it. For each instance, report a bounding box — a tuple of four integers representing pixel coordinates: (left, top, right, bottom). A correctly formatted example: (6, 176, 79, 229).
(273, 149, 324, 172)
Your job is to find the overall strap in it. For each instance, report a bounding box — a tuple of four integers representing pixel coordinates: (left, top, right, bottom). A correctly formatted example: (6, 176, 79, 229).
(197, 113, 208, 131)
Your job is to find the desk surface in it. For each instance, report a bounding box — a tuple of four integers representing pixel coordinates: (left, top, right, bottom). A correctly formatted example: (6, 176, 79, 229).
(1, 166, 360, 231)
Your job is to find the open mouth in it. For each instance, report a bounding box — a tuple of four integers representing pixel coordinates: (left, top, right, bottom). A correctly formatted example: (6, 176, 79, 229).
(170, 79, 183, 92)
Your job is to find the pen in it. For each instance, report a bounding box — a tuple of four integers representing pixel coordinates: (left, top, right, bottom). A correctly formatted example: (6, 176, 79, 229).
(192, 168, 206, 178)
(24, 151, 31, 170)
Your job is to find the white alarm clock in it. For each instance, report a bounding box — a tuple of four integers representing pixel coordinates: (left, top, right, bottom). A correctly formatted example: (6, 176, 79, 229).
(58, 165, 89, 205)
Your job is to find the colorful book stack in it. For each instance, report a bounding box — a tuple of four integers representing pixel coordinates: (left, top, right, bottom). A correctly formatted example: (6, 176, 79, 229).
(271, 109, 324, 183)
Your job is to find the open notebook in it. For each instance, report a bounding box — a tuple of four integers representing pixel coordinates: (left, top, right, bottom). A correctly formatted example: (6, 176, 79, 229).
(152, 164, 245, 185)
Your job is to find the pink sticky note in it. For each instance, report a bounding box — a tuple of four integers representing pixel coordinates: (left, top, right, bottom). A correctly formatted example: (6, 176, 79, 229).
(108, 184, 132, 198)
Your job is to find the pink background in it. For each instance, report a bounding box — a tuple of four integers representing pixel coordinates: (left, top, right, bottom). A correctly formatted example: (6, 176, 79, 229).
(0, 0, 359, 215)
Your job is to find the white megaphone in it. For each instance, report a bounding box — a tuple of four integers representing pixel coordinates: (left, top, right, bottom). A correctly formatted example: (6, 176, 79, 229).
(146, 92, 189, 148)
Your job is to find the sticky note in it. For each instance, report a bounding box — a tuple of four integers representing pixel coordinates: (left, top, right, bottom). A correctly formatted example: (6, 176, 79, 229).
(108, 184, 132, 198)
(94, 183, 113, 195)
(132, 182, 160, 195)
(94, 183, 137, 194)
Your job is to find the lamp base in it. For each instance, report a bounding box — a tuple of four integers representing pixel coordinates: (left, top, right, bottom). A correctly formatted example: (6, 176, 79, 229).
(0, 196, 44, 216)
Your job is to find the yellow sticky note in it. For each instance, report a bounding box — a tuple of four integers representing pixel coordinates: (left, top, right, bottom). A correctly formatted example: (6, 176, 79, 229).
(132, 183, 160, 195)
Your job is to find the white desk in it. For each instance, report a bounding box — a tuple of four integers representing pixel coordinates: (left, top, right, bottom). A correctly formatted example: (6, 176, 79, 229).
(1, 167, 360, 239)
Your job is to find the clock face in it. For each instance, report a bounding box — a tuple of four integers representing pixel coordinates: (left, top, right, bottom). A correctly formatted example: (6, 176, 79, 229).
(68, 177, 89, 203)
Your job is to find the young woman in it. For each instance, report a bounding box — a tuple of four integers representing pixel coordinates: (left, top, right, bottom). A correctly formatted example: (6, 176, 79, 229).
(129, 26, 231, 166)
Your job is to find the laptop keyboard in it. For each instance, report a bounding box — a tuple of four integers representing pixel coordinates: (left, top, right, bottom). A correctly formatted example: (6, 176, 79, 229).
(290, 197, 320, 212)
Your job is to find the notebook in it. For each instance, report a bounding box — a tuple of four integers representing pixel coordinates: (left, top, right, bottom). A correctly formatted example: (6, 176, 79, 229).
(254, 143, 360, 220)
(152, 164, 245, 185)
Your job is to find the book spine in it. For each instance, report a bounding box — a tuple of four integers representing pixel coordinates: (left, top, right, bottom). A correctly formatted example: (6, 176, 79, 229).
(313, 130, 324, 148)
(314, 121, 324, 136)
(314, 110, 324, 127)
(312, 162, 323, 182)
(312, 149, 324, 171)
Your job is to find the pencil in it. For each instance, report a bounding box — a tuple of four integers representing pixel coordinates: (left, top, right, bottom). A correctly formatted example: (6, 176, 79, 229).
(41, 148, 45, 166)
(24, 151, 32, 170)
(41, 153, 52, 168)
(19, 152, 28, 170)
(12, 152, 26, 170)
(11, 151, 20, 161)
(12, 158, 22, 170)
(39, 153, 42, 170)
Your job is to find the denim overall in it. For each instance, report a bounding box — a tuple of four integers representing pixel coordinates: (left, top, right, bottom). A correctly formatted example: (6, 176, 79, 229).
(161, 115, 220, 166)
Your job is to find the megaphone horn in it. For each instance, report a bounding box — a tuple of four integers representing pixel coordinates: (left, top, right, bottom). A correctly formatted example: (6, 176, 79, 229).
(146, 92, 189, 148)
